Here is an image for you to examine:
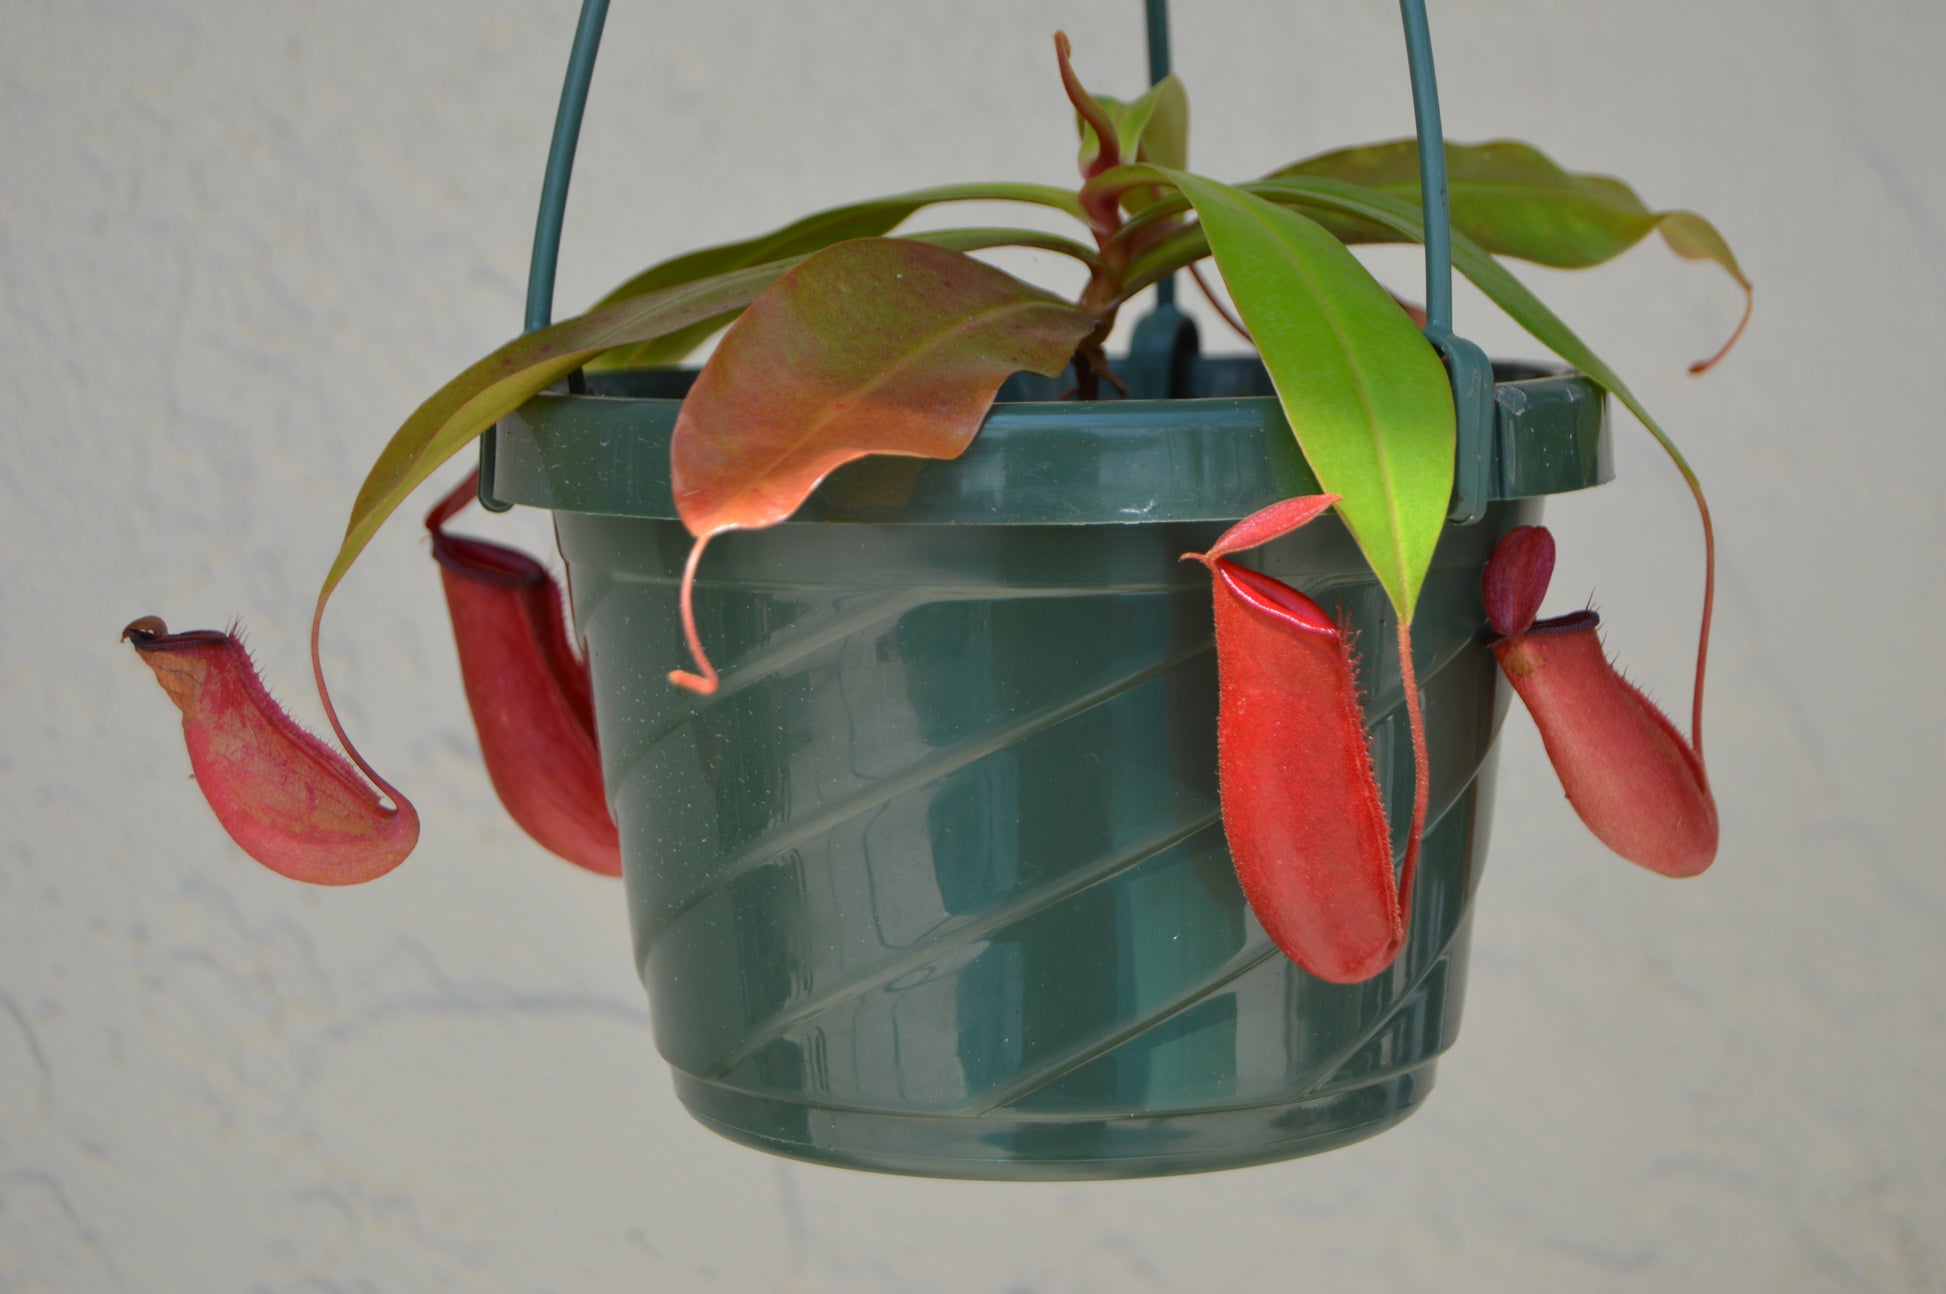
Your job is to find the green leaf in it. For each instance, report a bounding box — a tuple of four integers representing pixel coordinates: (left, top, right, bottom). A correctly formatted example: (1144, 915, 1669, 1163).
(1134, 76, 1189, 171)
(585, 310, 742, 373)
(1107, 167, 1723, 498)
(1076, 90, 1151, 174)
(1247, 175, 1704, 493)
(323, 221, 1108, 614)
(1157, 170, 1455, 619)
(1249, 174, 1717, 758)
(1106, 168, 1718, 750)
(1272, 139, 1750, 365)
(671, 238, 1096, 538)
(1273, 138, 1735, 271)
(1081, 75, 1189, 214)
(320, 260, 793, 609)
(1126, 76, 1189, 219)
(906, 228, 1104, 269)
(597, 227, 1105, 374)
(587, 182, 1087, 370)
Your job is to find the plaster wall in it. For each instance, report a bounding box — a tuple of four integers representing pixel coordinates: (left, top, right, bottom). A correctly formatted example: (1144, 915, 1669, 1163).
(3, 2, 1942, 1290)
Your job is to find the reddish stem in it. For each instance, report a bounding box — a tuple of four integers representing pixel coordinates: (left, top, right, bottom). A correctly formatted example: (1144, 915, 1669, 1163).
(1054, 32, 1121, 178)
(309, 605, 409, 818)
(1053, 32, 1125, 240)
(668, 532, 719, 695)
(1189, 262, 1252, 345)
(1691, 495, 1715, 761)
(1394, 617, 1430, 915)
(1687, 286, 1752, 376)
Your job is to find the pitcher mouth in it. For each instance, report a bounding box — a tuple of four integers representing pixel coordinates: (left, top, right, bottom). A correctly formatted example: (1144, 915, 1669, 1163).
(1485, 607, 1600, 645)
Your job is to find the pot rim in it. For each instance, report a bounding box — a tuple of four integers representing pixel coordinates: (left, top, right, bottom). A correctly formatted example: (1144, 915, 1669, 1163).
(488, 355, 1608, 525)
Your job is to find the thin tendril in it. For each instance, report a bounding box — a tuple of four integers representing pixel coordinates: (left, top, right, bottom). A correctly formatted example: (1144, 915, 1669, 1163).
(308, 604, 411, 815)
(1687, 287, 1752, 376)
(668, 532, 719, 695)
(1394, 617, 1429, 916)
(1189, 262, 1252, 344)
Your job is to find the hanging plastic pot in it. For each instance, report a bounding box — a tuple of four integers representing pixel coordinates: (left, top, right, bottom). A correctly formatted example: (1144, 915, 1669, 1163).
(487, 350, 1609, 1178)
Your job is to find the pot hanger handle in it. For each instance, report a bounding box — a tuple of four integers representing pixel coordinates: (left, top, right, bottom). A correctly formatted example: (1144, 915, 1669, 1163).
(1399, 0, 1494, 524)
(524, 0, 611, 335)
(479, 0, 609, 511)
(1399, 0, 1451, 332)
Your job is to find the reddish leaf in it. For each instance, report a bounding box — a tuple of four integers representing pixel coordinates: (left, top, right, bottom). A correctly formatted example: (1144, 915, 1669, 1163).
(427, 475, 620, 877)
(1189, 493, 1339, 565)
(666, 238, 1096, 692)
(1485, 526, 1717, 877)
(123, 618, 417, 885)
(671, 239, 1095, 536)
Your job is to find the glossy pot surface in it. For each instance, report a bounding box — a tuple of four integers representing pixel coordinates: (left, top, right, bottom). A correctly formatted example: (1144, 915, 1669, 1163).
(505, 357, 1607, 1178)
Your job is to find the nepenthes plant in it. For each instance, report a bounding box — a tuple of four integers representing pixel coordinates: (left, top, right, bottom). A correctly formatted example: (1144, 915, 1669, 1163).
(128, 24, 1743, 987)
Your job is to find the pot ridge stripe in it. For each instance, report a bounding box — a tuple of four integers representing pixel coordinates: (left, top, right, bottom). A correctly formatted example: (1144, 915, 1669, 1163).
(634, 629, 1489, 962)
(692, 808, 1227, 1082)
(627, 638, 1219, 948)
(970, 786, 1479, 1117)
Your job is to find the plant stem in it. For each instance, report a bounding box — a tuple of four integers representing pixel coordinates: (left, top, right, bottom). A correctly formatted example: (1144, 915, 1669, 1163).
(1394, 617, 1429, 916)
(1189, 262, 1251, 343)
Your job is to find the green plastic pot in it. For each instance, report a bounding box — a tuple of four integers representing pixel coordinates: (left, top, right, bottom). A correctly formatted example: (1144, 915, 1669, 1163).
(486, 352, 1608, 1179)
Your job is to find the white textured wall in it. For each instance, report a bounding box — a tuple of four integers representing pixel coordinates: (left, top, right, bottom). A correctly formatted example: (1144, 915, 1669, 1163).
(5, 1, 1943, 1289)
